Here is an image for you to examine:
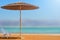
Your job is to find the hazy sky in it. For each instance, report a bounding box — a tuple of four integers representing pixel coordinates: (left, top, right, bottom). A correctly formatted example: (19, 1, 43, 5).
(0, 0, 60, 21)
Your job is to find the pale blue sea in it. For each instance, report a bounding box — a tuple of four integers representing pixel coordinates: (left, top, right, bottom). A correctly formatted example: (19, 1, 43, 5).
(0, 26, 60, 34)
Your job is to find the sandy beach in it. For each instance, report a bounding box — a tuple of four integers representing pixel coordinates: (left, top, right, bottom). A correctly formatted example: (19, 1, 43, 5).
(0, 34, 60, 40)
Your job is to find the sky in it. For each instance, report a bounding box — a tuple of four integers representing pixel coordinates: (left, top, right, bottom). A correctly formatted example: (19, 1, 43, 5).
(0, 0, 60, 21)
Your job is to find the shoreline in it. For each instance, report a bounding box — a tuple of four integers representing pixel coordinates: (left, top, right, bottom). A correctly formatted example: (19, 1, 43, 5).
(13, 33, 60, 35)
(0, 33, 60, 36)
(1, 33, 60, 35)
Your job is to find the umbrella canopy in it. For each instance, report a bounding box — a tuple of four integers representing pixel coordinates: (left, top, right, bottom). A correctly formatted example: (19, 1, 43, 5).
(1, 2, 39, 10)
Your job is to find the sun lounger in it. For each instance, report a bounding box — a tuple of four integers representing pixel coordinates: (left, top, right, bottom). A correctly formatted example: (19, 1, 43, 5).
(0, 27, 21, 39)
(0, 37, 21, 39)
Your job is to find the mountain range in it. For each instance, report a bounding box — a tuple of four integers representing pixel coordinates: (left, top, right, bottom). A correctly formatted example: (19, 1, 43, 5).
(0, 20, 60, 26)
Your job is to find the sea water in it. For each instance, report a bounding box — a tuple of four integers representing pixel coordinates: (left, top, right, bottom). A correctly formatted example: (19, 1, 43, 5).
(0, 26, 60, 34)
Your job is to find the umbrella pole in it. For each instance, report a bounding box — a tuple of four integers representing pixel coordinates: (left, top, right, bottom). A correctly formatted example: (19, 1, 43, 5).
(20, 10, 22, 39)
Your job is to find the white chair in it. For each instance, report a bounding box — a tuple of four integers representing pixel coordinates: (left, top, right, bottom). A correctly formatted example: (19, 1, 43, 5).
(1, 27, 10, 37)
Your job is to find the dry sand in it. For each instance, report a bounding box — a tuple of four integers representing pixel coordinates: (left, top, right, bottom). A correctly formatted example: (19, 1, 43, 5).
(0, 34, 60, 40)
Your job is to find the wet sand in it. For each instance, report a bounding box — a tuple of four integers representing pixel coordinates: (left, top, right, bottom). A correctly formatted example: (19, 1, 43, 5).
(0, 34, 60, 40)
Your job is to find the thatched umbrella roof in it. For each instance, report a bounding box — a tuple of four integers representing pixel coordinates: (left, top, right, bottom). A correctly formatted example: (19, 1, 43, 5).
(1, 2, 39, 10)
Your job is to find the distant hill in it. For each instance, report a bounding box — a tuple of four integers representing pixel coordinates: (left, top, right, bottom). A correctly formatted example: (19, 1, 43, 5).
(0, 20, 60, 26)
(0, 20, 19, 26)
(22, 20, 60, 26)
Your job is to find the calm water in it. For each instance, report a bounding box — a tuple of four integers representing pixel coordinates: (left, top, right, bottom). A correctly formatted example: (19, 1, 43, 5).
(0, 27, 60, 34)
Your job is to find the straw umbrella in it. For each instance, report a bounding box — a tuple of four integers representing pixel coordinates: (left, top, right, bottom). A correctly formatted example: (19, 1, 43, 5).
(1, 2, 39, 39)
